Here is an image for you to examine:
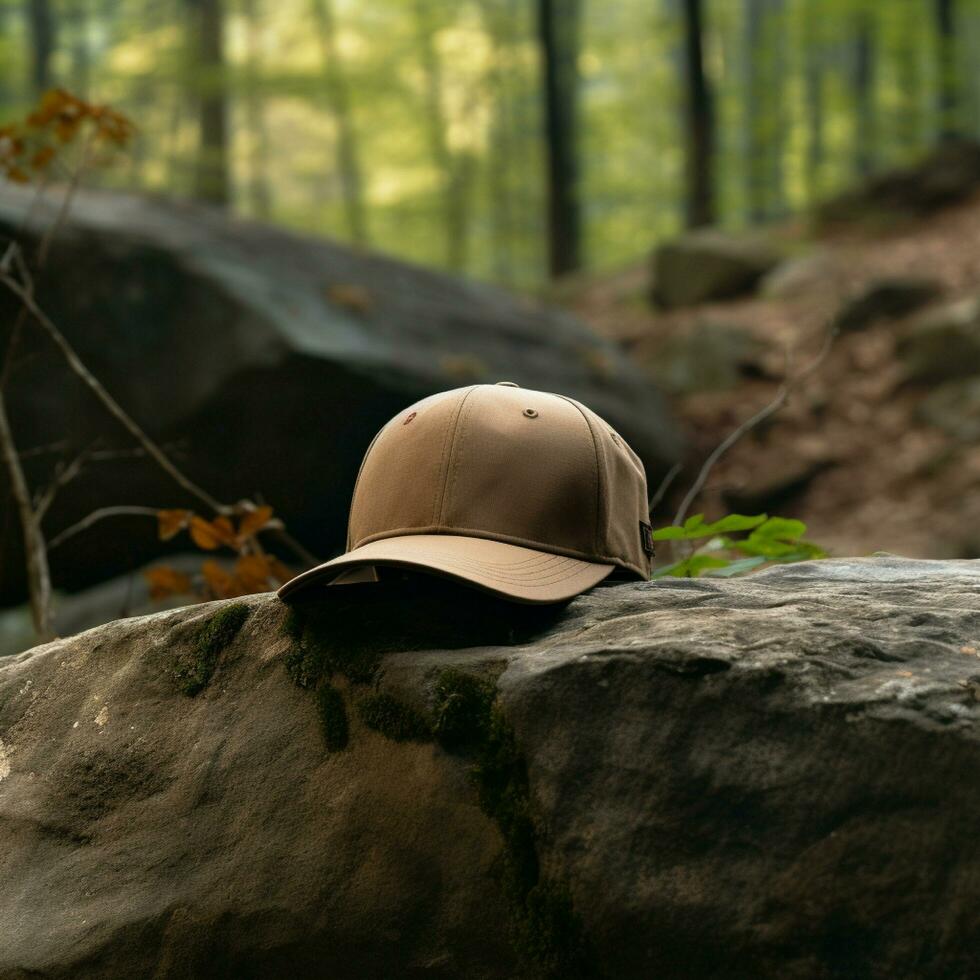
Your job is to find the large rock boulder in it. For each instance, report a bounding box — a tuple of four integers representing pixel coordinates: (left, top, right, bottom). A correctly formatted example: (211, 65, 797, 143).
(818, 139, 980, 225)
(897, 295, 980, 384)
(833, 277, 942, 333)
(0, 185, 680, 603)
(2, 556, 979, 978)
(650, 229, 780, 309)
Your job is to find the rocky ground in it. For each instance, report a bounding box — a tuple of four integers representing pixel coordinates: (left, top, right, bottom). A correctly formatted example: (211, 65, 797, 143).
(1, 557, 978, 978)
(572, 182, 980, 561)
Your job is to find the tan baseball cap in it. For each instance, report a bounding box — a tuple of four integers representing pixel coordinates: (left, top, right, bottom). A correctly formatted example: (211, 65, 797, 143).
(277, 382, 655, 604)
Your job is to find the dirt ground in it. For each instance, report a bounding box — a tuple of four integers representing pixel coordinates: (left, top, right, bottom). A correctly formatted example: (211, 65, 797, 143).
(572, 193, 980, 560)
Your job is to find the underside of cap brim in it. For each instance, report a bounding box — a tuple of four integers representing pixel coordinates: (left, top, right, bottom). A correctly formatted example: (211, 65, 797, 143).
(276, 533, 615, 605)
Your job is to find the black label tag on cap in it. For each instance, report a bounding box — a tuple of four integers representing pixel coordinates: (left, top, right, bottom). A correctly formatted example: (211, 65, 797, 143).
(639, 521, 656, 556)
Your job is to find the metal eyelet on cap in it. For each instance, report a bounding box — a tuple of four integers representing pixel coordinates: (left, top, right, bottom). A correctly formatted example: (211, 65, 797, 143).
(523, 408, 538, 418)
(402, 412, 417, 425)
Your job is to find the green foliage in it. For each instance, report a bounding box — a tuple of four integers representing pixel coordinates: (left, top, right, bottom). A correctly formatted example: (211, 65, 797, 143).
(172, 601, 250, 696)
(1, 0, 966, 283)
(651, 512, 768, 541)
(652, 514, 827, 579)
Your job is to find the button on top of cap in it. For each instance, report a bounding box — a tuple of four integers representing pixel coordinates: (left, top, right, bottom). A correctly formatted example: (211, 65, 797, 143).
(495, 381, 520, 387)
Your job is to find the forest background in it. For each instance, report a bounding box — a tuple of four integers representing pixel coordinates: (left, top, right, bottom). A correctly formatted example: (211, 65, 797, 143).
(4, 0, 979, 286)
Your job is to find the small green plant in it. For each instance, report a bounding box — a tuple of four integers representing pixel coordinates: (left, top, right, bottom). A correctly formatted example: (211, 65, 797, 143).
(651, 513, 826, 578)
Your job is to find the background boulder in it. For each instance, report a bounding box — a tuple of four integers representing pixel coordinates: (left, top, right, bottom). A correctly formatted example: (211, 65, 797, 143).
(0, 185, 680, 604)
(2, 556, 979, 978)
(650, 229, 781, 309)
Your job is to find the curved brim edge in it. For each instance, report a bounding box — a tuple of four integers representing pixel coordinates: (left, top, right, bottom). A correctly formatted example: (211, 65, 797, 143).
(277, 533, 615, 605)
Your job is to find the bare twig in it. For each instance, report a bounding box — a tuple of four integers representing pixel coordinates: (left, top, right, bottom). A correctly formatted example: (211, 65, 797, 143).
(0, 247, 227, 515)
(267, 527, 320, 567)
(48, 505, 161, 550)
(33, 448, 91, 522)
(0, 387, 51, 637)
(648, 461, 682, 517)
(672, 326, 838, 528)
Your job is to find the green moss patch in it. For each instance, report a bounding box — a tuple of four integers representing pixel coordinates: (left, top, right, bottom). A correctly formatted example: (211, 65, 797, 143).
(282, 603, 380, 751)
(357, 692, 432, 742)
(430, 668, 594, 979)
(278, 608, 592, 973)
(283, 604, 382, 688)
(173, 602, 250, 697)
(316, 684, 349, 751)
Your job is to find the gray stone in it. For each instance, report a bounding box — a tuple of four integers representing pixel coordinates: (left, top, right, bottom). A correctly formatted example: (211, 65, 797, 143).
(819, 139, 980, 224)
(2, 556, 980, 978)
(834, 277, 942, 332)
(758, 250, 835, 299)
(897, 296, 980, 383)
(918, 377, 980, 442)
(650, 229, 781, 309)
(0, 185, 681, 604)
(642, 320, 765, 394)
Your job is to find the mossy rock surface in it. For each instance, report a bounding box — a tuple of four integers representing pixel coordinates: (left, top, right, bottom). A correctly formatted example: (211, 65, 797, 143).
(2, 560, 980, 978)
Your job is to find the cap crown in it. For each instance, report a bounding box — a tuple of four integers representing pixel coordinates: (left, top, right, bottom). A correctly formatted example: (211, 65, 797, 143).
(347, 384, 652, 578)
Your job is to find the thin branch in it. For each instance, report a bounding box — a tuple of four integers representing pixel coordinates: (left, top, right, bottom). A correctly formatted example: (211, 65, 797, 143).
(266, 527, 320, 567)
(48, 505, 161, 550)
(648, 461, 682, 517)
(0, 248, 228, 515)
(672, 325, 838, 528)
(34, 448, 91, 523)
(0, 386, 51, 637)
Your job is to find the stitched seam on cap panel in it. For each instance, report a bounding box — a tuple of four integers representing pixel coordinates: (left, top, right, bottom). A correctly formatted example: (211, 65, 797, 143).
(443, 386, 480, 527)
(435, 386, 477, 527)
(350, 544, 582, 577)
(557, 395, 602, 558)
(322, 552, 596, 587)
(352, 525, 643, 577)
(352, 549, 568, 570)
(350, 552, 585, 586)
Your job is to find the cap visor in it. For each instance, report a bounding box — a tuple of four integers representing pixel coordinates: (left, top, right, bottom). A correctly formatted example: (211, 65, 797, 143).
(277, 533, 614, 605)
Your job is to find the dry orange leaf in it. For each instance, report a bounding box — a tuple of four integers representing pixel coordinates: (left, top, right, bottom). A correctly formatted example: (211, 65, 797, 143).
(235, 554, 272, 592)
(325, 283, 374, 315)
(267, 556, 294, 584)
(201, 560, 239, 599)
(144, 565, 192, 600)
(237, 505, 274, 541)
(190, 515, 237, 551)
(157, 508, 192, 541)
(30, 146, 55, 170)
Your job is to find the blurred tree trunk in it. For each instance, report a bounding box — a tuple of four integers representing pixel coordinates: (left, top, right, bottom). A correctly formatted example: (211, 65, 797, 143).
(311, 0, 370, 245)
(184, 0, 230, 206)
(742, 0, 766, 223)
(853, 7, 875, 178)
(537, 0, 582, 276)
(764, 0, 785, 217)
(243, 0, 272, 219)
(25, 0, 56, 96)
(681, 0, 714, 227)
(894, 3, 926, 155)
(414, 0, 473, 273)
(935, 0, 959, 141)
(67, 0, 90, 98)
(481, 0, 518, 284)
(803, 5, 825, 204)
